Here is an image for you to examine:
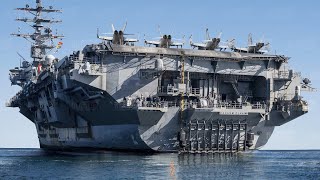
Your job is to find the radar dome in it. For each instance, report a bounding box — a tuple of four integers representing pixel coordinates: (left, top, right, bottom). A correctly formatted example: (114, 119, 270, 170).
(45, 55, 55, 65)
(155, 58, 164, 70)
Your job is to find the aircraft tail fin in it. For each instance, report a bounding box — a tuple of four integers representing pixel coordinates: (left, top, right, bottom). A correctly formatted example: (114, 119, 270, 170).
(111, 24, 115, 32)
(217, 31, 222, 39)
(248, 33, 253, 46)
(205, 28, 210, 40)
(122, 21, 127, 32)
(227, 39, 236, 48)
(97, 28, 100, 38)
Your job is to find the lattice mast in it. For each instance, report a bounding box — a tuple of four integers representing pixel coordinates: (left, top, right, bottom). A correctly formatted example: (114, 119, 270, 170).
(11, 0, 63, 63)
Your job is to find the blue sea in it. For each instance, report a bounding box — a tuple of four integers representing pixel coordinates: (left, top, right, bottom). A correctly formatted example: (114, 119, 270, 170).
(0, 149, 319, 179)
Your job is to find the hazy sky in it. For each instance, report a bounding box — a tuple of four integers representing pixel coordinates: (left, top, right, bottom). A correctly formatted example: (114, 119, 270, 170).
(0, 0, 319, 149)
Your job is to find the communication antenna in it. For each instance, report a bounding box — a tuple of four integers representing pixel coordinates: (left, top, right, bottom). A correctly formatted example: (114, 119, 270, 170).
(11, 0, 64, 63)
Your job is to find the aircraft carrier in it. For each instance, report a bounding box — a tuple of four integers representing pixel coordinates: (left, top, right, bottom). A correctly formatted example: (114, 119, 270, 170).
(6, 0, 315, 153)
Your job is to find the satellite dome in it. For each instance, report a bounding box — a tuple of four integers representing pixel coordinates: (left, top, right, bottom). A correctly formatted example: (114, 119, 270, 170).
(45, 54, 55, 65)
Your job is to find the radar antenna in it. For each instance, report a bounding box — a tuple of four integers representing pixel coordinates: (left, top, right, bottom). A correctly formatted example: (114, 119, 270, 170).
(11, 0, 64, 62)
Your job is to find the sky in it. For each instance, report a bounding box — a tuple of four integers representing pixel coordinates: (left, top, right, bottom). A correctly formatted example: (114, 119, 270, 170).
(0, 0, 319, 149)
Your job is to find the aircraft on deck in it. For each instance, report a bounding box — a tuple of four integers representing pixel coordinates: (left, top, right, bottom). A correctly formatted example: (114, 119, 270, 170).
(190, 29, 233, 51)
(230, 33, 270, 54)
(97, 22, 138, 45)
(144, 26, 184, 48)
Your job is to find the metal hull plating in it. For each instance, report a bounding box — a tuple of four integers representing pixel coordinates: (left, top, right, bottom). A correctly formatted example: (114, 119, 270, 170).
(32, 77, 276, 152)
(36, 108, 275, 152)
(39, 125, 151, 151)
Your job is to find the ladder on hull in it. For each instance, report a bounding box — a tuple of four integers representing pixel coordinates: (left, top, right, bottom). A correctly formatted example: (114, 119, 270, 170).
(180, 120, 248, 154)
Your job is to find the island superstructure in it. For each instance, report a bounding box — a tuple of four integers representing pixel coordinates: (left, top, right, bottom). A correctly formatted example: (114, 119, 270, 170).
(6, 0, 315, 153)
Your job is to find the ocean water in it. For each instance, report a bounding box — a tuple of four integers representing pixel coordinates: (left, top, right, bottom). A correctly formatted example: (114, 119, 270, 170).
(0, 149, 319, 180)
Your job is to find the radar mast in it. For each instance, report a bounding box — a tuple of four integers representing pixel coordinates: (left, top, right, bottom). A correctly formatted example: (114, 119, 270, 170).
(11, 0, 64, 63)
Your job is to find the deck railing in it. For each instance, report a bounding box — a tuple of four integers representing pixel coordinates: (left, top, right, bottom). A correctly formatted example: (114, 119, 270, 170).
(157, 86, 200, 96)
(122, 99, 266, 111)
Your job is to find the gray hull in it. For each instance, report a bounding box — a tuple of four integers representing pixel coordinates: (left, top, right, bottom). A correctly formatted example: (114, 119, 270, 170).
(36, 103, 275, 152)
